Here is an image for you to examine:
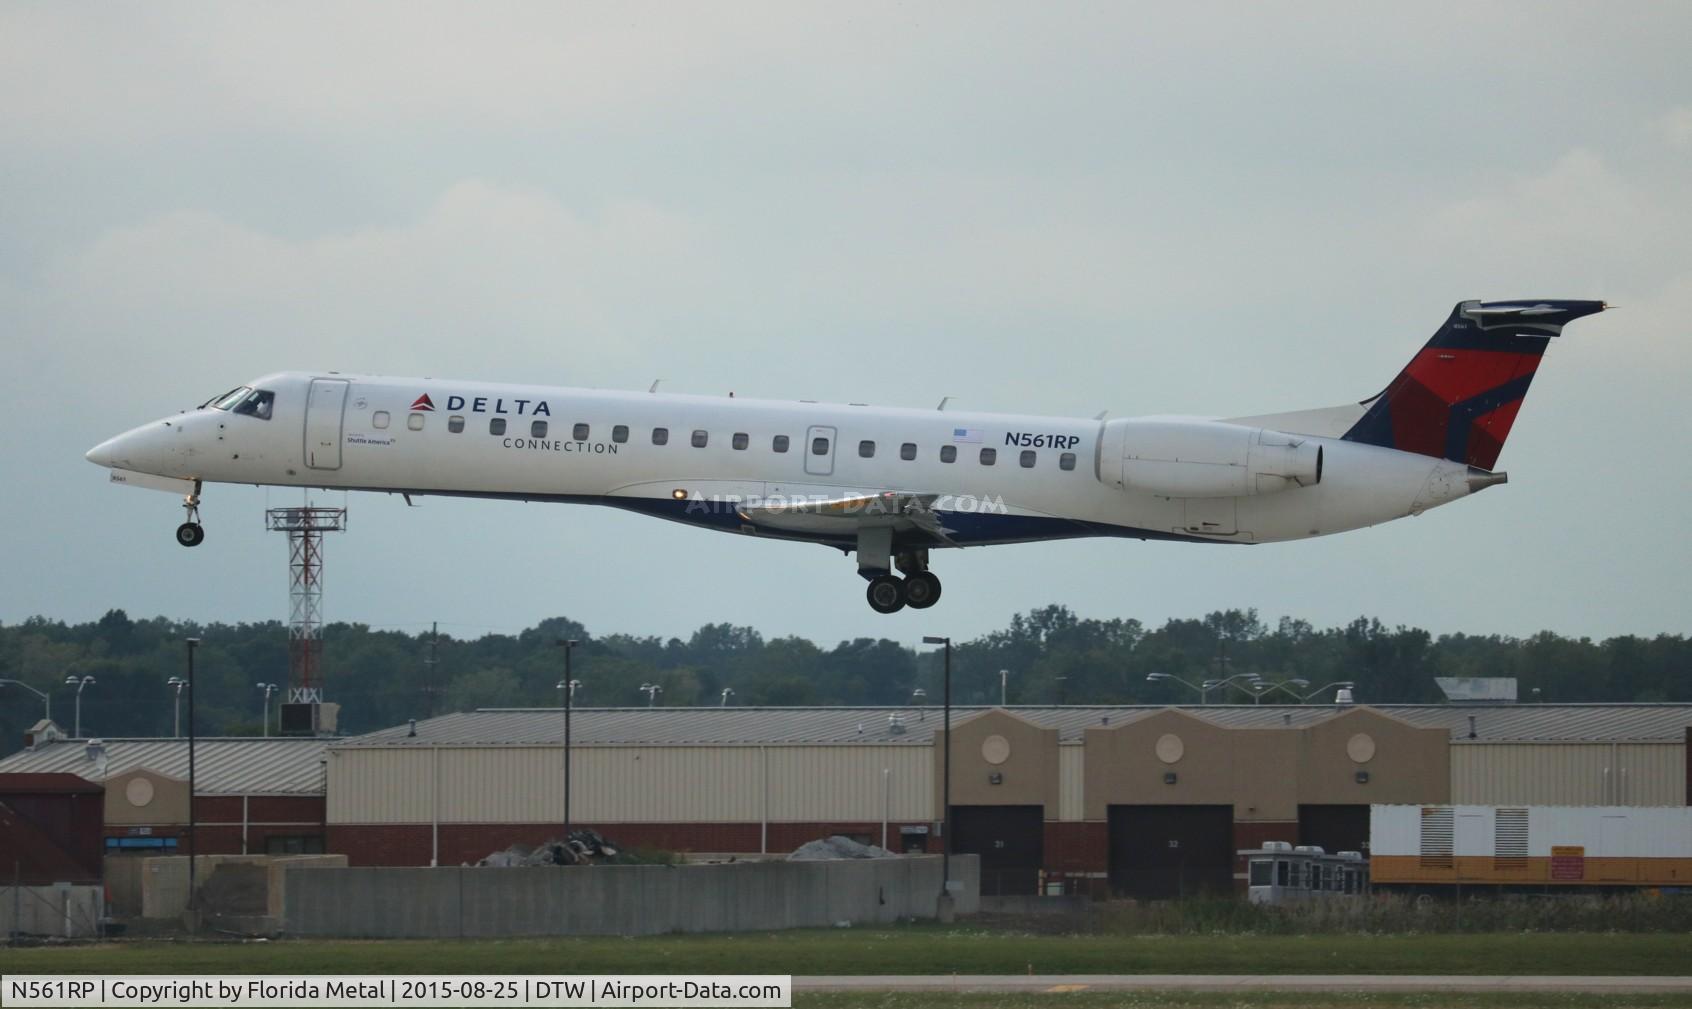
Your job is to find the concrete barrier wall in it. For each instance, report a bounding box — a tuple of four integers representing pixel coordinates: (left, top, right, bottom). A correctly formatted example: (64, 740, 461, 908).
(119, 854, 348, 920)
(0, 885, 103, 938)
(284, 854, 978, 938)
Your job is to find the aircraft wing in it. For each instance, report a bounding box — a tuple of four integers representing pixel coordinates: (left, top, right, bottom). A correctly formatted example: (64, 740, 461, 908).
(737, 491, 958, 544)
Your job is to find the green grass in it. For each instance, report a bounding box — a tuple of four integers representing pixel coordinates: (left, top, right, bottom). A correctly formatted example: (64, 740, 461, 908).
(3, 928, 1690, 977)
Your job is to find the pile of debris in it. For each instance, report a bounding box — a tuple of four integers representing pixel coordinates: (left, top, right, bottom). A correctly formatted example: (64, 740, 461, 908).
(479, 829, 622, 867)
(787, 835, 895, 861)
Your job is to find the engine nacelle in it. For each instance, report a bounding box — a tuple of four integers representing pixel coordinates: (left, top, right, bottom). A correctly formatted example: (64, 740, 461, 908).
(1098, 418, 1322, 498)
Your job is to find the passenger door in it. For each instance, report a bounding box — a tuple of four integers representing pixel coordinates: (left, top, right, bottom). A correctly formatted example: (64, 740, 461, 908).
(304, 379, 350, 470)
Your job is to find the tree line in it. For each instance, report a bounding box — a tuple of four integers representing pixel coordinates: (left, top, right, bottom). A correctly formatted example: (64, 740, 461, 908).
(0, 607, 1686, 742)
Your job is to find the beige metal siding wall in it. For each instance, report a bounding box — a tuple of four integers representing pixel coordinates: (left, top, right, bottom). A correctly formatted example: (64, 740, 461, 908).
(327, 749, 430, 823)
(330, 745, 933, 824)
(1617, 745, 1687, 806)
(766, 746, 930, 822)
(1059, 744, 1084, 822)
(1451, 744, 1686, 806)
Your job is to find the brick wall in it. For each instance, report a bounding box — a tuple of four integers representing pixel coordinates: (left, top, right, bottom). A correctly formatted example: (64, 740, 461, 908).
(103, 793, 325, 856)
(331, 821, 938, 867)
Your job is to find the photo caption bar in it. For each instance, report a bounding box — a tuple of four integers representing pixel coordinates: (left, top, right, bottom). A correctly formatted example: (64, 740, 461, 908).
(1, 975, 791, 1008)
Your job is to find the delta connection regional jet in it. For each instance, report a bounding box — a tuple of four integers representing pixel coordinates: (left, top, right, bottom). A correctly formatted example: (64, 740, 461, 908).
(88, 299, 1603, 613)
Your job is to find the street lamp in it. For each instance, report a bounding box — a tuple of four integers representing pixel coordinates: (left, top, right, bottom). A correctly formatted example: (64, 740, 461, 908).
(64, 675, 96, 738)
(1146, 671, 1236, 705)
(1203, 673, 1265, 702)
(998, 669, 1010, 707)
(167, 678, 187, 737)
(921, 635, 953, 915)
(556, 639, 579, 842)
(0, 679, 50, 726)
(720, 687, 735, 707)
(256, 683, 278, 737)
(639, 683, 662, 707)
(1291, 680, 1355, 703)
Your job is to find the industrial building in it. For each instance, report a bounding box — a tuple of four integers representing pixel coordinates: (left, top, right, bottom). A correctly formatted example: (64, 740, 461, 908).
(325, 703, 1691, 896)
(2, 703, 1686, 899)
(0, 737, 329, 861)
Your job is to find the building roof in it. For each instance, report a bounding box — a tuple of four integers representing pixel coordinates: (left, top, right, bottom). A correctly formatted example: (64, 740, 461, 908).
(0, 738, 329, 795)
(335, 703, 1692, 749)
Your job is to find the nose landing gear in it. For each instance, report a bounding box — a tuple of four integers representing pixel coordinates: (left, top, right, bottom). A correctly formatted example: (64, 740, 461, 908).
(176, 482, 205, 548)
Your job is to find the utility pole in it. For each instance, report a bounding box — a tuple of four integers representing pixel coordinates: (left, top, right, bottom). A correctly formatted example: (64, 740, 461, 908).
(185, 638, 199, 915)
(556, 639, 579, 842)
(423, 622, 440, 719)
(999, 669, 1010, 707)
(922, 636, 953, 918)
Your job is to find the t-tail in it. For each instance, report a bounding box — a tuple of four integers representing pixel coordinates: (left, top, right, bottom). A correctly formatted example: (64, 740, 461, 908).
(1341, 299, 1607, 470)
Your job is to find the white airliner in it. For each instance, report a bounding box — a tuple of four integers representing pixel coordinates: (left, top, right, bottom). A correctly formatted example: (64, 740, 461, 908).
(87, 299, 1604, 612)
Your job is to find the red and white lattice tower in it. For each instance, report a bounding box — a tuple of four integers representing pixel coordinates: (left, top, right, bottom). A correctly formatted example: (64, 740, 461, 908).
(265, 506, 346, 705)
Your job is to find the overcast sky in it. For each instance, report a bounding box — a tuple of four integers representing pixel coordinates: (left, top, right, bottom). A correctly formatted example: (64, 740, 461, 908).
(2, 3, 1687, 651)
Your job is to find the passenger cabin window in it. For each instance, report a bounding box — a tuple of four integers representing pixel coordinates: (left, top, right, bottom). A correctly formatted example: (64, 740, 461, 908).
(691, 429, 709, 448)
(772, 435, 790, 453)
(900, 443, 916, 461)
(408, 413, 425, 431)
(858, 440, 875, 458)
(489, 418, 506, 436)
(732, 433, 749, 450)
(573, 423, 590, 441)
(448, 415, 465, 434)
(372, 411, 390, 430)
(1020, 449, 1036, 468)
(652, 427, 669, 445)
(979, 447, 996, 465)
(531, 420, 548, 438)
(612, 425, 629, 443)
(940, 445, 957, 463)
(1059, 451, 1077, 471)
(811, 436, 830, 456)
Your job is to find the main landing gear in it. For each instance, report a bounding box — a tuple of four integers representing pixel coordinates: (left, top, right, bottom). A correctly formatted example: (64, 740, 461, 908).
(175, 482, 205, 548)
(859, 533, 942, 614)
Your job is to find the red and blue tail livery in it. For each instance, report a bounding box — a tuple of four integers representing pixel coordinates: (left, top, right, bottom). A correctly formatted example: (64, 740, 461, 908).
(1342, 300, 1606, 470)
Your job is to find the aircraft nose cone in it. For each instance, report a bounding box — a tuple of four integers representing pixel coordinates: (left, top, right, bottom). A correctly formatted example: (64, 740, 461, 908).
(86, 437, 120, 468)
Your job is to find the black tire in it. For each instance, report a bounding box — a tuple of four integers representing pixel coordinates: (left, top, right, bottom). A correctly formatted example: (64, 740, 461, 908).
(904, 571, 942, 609)
(865, 574, 906, 614)
(176, 522, 205, 548)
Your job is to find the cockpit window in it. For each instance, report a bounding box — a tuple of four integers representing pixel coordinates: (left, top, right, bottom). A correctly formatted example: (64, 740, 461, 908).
(206, 387, 251, 410)
(230, 389, 275, 420)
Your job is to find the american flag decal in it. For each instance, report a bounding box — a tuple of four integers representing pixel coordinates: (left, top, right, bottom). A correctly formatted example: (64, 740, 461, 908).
(951, 428, 982, 443)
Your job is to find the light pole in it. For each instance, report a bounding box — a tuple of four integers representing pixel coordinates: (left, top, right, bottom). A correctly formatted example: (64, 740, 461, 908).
(556, 639, 579, 842)
(921, 635, 952, 912)
(0, 679, 50, 726)
(1258, 679, 1355, 703)
(1146, 672, 1210, 704)
(256, 683, 278, 737)
(64, 675, 95, 738)
(1204, 673, 1265, 702)
(998, 669, 1010, 707)
(640, 683, 662, 707)
(167, 678, 187, 737)
(184, 638, 199, 913)
(720, 687, 735, 707)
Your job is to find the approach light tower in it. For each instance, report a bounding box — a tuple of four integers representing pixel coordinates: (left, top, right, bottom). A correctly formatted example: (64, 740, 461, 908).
(265, 505, 346, 735)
